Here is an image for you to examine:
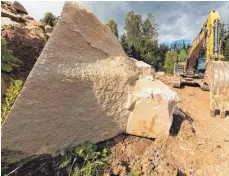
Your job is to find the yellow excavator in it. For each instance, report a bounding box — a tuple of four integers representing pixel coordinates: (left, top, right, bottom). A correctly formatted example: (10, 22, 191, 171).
(173, 10, 229, 118)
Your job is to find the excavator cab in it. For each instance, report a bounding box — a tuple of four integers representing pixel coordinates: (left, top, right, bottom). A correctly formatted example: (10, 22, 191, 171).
(196, 58, 206, 73)
(194, 57, 206, 76)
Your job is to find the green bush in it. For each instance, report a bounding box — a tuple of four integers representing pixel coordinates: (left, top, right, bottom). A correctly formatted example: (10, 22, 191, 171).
(1, 38, 21, 72)
(1, 80, 23, 124)
(40, 12, 58, 26)
(58, 142, 108, 176)
(164, 50, 179, 74)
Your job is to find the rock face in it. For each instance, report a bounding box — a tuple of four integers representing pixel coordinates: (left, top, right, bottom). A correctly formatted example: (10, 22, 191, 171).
(1, 17, 19, 27)
(1, 1, 138, 162)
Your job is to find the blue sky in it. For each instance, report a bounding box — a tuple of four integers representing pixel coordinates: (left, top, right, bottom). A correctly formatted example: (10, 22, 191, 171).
(20, 1, 229, 45)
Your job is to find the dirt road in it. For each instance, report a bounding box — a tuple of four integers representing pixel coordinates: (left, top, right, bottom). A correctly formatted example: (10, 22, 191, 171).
(108, 76, 229, 176)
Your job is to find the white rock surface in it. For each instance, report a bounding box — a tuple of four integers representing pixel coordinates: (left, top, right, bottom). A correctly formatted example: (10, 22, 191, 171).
(1, 17, 19, 27)
(126, 79, 178, 138)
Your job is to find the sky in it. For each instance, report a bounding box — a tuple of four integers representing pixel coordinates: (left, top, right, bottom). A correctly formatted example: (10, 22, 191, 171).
(19, 1, 229, 45)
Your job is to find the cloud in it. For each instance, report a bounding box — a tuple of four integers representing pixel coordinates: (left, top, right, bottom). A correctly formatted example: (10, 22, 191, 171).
(19, 1, 65, 20)
(20, 1, 229, 44)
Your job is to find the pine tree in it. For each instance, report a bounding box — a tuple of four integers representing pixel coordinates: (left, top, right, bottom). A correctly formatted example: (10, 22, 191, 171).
(106, 19, 119, 38)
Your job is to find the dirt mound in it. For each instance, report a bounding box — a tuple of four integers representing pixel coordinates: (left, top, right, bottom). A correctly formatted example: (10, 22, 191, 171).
(107, 77, 229, 175)
(107, 111, 195, 176)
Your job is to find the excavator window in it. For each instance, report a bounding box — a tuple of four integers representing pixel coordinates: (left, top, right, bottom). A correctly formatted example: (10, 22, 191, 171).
(197, 58, 206, 73)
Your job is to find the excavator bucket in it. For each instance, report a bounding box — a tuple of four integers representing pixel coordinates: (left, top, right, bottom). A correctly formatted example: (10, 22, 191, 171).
(205, 60, 229, 118)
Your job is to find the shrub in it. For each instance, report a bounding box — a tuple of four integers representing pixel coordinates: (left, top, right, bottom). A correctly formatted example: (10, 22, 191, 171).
(1, 79, 23, 124)
(58, 142, 108, 176)
(164, 50, 178, 74)
(40, 12, 58, 27)
(1, 38, 21, 73)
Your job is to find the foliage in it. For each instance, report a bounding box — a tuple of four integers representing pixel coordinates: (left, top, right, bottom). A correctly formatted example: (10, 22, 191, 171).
(58, 142, 109, 176)
(131, 169, 142, 176)
(107, 19, 119, 38)
(122, 10, 162, 70)
(164, 50, 178, 74)
(125, 10, 143, 43)
(178, 49, 188, 60)
(1, 80, 23, 124)
(40, 12, 57, 27)
(170, 40, 190, 54)
(222, 25, 229, 61)
(142, 13, 158, 39)
(181, 40, 186, 51)
(223, 38, 229, 61)
(157, 43, 169, 70)
(1, 38, 21, 73)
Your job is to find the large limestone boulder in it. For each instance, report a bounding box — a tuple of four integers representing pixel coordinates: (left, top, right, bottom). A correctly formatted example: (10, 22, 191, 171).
(1, 2, 138, 162)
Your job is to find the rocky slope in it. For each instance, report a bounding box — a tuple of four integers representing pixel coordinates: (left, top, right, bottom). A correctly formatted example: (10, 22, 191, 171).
(1, 1, 51, 80)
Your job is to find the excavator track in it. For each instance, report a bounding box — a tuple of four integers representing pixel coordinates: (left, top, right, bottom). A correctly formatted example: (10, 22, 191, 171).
(204, 61, 229, 118)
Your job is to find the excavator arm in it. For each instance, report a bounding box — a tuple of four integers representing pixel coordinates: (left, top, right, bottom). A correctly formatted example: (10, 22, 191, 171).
(187, 10, 221, 72)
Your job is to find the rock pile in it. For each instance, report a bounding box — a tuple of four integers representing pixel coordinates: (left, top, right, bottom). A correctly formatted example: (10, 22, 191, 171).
(1, 1, 52, 79)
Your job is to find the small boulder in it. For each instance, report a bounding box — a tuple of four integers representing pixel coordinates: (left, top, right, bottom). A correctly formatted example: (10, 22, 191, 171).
(24, 15, 34, 20)
(1, 8, 26, 23)
(126, 78, 178, 138)
(45, 25, 53, 33)
(130, 57, 155, 80)
(1, 17, 19, 27)
(11, 1, 28, 15)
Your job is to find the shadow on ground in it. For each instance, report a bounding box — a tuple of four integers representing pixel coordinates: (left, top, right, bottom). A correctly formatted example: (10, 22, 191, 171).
(170, 109, 194, 136)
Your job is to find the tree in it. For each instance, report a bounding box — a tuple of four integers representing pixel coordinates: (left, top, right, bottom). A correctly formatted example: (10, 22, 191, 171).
(186, 44, 190, 52)
(223, 39, 229, 61)
(120, 34, 131, 56)
(142, 13, 158, 40)
(1, 38, 21, 72)
(178, 49, 188, 60)
(125, 10, 142, 43)
(123, 10, 159, 68)
(106, 19, 119, 38)
(40, 12, 57, 27)
(182, 40, 186, 50)
(164, 50, 178, 74)
(222, 25, 229, 61)
(158, 43, 169, 65)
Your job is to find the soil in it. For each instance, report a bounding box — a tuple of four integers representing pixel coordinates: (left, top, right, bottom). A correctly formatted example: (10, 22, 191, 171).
(2, 77, 229, 176)
(107, 76, 229, 176)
